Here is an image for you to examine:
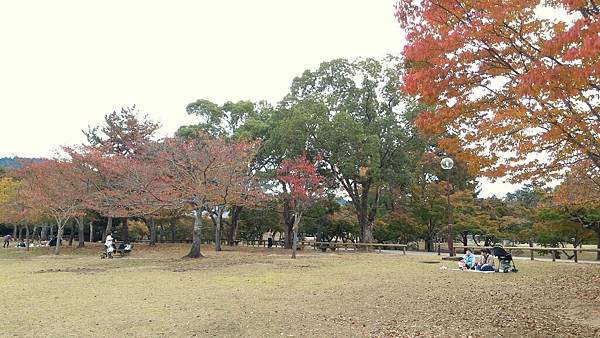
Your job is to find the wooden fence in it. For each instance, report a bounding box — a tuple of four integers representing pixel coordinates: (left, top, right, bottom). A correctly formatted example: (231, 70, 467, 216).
(305, 241, 408, 254)
(128, 239, 598, 263)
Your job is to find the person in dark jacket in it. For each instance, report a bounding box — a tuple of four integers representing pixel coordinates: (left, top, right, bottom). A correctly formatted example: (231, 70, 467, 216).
(3, 234, 12, 248)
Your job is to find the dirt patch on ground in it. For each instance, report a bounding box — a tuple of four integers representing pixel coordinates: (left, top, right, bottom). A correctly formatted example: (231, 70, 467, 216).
(35, 267, 107, 274)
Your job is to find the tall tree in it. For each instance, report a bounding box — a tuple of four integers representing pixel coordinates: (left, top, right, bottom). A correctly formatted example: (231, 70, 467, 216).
(80, 107, 160, 242)
(551, 166, 600, 259)
(178, 99, 274, 246)
(204, 140, 263, 251)
(84, 106, 160, 157)
(0, 176, 39, 250)
(178, 99, 258, 138)
(19, 160, 85, 254)
(281, 56, 424, 243)
(396, 0, 600, 182)
(156, 135, 255, 257)
(66, 147, 129, 241)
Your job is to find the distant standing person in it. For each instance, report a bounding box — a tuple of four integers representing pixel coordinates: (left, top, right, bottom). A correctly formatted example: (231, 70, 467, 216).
(3, 234, 12, 248)
(267, 230, 273, 248)
(104, 232, 115, 258)
(105, 232, 114, 248)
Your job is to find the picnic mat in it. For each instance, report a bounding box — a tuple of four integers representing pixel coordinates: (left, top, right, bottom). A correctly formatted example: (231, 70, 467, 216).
(440, 266, 496, 273)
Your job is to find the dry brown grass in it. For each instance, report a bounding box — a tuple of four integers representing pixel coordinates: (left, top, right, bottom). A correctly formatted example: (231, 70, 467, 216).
(1, 243, 599, 337)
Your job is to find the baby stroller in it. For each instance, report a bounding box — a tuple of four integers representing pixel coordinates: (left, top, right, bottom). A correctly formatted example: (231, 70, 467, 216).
(100, 243, 115, 259)
(492, 245, 518, 273)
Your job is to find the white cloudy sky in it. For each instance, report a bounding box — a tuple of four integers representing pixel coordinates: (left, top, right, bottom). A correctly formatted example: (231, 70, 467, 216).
(0, 0, 520, 197)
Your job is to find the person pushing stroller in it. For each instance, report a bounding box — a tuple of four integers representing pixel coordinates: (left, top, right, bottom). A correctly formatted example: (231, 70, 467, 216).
(102, 232, 115, 259)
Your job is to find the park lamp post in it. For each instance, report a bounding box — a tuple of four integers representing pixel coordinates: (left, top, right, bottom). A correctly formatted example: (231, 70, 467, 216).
(440, 157, 455, 257)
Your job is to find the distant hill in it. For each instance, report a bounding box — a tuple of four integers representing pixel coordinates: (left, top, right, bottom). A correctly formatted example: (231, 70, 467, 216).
(0, 157, 41, 169)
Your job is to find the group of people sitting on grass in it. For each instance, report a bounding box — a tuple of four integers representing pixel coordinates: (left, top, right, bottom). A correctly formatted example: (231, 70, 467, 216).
(458, 248, 495, 271)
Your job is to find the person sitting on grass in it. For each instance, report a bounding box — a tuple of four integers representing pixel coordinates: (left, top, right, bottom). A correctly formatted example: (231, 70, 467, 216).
(118, 241, 126, 254)
(118, 242, 132, 255)
(458, 249, 476, 270)
(476, 249, 495, 272)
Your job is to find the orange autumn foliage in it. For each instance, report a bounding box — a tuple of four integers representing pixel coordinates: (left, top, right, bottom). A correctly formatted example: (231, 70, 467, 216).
(396, 0, 600, 183)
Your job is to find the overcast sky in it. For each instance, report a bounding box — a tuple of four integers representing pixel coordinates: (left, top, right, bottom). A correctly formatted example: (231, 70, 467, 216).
(0, 0, 520, 197)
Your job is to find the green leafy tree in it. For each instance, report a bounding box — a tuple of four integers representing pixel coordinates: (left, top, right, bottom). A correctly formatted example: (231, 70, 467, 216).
(535, 207, 595, 259)
(281, 56, 425, 243)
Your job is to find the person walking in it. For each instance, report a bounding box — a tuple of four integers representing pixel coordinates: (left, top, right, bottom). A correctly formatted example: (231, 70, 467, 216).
(104, 232, 115, 258)
(3, 234, 12, 248)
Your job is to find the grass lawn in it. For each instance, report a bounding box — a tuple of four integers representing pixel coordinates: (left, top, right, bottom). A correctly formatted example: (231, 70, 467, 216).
(1, 243, 599, 337)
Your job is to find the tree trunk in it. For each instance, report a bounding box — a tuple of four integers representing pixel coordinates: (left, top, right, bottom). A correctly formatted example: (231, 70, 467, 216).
(461, 233, 468, 254)
(41, 225, 48, 241)
(170, 222, 176, 243)
(188, 209, 204, 258)
(214, 207, 224, 252)
(25, 225, 30, 251)
(227, 206, 242, 246)
(49, 224, 54, 238)
(594, 228, 600, 261)
(215, 222, 221, 251)
(18, 227, 24, 241)
(68, 222, 75, 246)
(291, 210, 302, 259)
(89, 221, 94, 243)
(121, 218, 129, 243)
(13, 224, 17, 238)
(357, 212, 374, 243)
(425, 218, 434, 252)
(103, 217, 113, 242)
(347, 181, 375, 247)
(76, 217, 85, 248)
(148, 219, 157, 246)
(283, 200, 294, 249)
(31, 225, 38, 245)
(54, 222, 64, 255)
(425, 237, 432, 252)
(357, 195, 374, 245)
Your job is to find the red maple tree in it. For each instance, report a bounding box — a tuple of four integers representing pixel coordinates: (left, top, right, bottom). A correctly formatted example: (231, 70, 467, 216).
(396, 0, 600, 183)
(277, 155, 325, 258)
(18, 160, 86, 254)
(155, 135, 260, 257)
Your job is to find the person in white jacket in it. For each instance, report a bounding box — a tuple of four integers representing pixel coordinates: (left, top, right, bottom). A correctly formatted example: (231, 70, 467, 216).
(105, 233, 115, 255)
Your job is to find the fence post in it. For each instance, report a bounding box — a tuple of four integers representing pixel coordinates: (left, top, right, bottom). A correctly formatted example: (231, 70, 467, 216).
(552, 249, 556, 262)
(403, 245, 406, 255)
(574, 249, 578, 263)
(530, 248, 534, 261)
